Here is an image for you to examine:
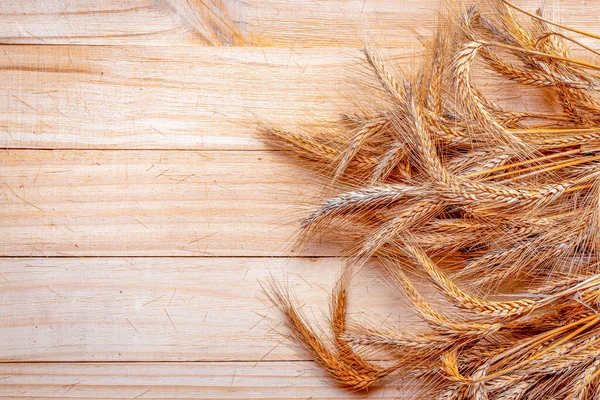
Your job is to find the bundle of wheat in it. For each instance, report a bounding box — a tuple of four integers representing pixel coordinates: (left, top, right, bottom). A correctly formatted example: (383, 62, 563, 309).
(260, 1, 600, 398)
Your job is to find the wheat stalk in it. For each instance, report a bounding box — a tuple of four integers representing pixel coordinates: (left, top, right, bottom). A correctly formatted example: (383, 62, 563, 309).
(259, 0, 600, 398)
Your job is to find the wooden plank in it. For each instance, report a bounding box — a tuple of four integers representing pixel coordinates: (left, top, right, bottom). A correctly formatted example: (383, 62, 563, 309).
(0, 45, 398, 150)
(0, 1, 197, 46)
(0, 45, 560, 151)
(1, 1, 599, 47)
(0, 0, 432, 47)
(0, 150, 344, 257)
(0, 361, 413, 399)
(0, 257, 403, 362)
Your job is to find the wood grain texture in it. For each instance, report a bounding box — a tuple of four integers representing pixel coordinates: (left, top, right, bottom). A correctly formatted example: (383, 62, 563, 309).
(0, 257, 403, 362)
(0, 45, 402, 150)
(0, 362, 413, 399)
(0, 0, 430, 47)
(0, 45, 561, 150)
(2, 0, 598, 397)
(0, 150, 343, 257)
(1, 0, 598, 47)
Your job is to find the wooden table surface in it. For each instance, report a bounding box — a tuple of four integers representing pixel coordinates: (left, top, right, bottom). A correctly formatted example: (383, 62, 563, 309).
(0, 1, 597, 398)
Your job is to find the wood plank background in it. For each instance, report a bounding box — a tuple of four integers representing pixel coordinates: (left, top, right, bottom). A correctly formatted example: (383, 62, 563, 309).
(0, 0, 598, 398)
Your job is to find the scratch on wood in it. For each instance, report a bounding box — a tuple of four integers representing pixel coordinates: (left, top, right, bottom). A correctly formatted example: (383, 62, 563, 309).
(63, 381, 81, 393)
(0, 185, 9, 202)
(136, 201, 149, 217)
(155, 169, 170, 178)
(142, 293, 167, 307)
(149, 125, 166, 136)
(46, 286, 61, 297)
(125, 318, 139, 334)
(24, 29, 47, 43)
(4, 183, 43, 211)
(255, 338, 285, 366)
(125, 259, 140, 271)
(169, 173, 195, 184)
(39, 120, 52, 129)
(296, 273, 313, 288)
(191, 228, 201, 251)
(164, 308, 178, 332)
(166, 289, 177, 307)
(266, 321, 282, 335)
(33, 164, 42, 184)
(231, 367, 237, 386)
(187, 231, 219, 246)
(10, 93, 39, 112)
(133, 389, 151, 399)
(248, 313, 268, 331)
(134, 218, 149, 230)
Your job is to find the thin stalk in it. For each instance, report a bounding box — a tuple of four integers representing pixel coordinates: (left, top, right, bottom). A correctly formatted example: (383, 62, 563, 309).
(535, 31, 600, 59)
(497, 153, 600, 183)
(510, 128, 599, 134)
(462, 148, 581, 179)
(502, 0, 600, 41)
(480, 40, 600, 72)
(473, 316, 599, 383)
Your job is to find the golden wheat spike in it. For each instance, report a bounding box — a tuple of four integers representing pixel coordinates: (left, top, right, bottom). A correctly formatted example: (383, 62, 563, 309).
(261, 1, 600, 398)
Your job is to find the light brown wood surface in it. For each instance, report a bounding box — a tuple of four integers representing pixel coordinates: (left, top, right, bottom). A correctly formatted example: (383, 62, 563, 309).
(0, 0, 598, 399)
(0, 362, 416, 399)
(0, 257, 407, 362)
(0, 150, 339, 256)
(0, 46, 406, 150)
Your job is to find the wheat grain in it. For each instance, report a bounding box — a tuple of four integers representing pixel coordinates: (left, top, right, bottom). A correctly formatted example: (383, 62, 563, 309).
(260, 2, 600, 398)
